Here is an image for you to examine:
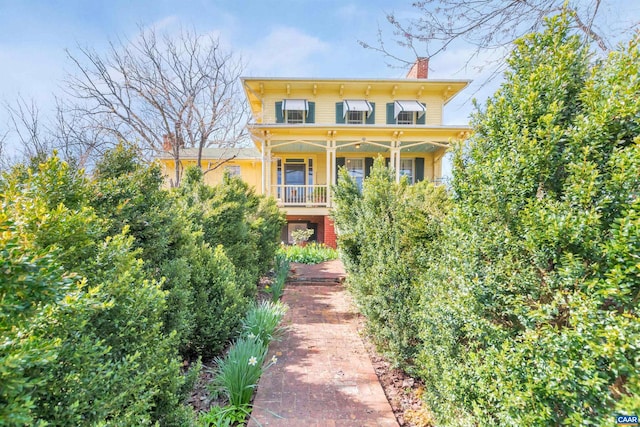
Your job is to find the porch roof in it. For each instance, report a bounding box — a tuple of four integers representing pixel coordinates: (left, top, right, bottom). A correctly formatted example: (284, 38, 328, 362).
(247, 124, 471, 154)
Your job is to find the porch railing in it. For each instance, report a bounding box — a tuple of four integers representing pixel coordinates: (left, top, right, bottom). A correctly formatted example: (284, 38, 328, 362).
(272, 184, 329, 207)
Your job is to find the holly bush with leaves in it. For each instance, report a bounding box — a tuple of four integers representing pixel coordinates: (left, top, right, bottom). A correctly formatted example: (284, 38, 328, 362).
(333, 13, 639, 426)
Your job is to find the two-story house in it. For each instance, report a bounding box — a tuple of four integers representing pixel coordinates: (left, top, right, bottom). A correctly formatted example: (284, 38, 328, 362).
(160, 59, 471, 247)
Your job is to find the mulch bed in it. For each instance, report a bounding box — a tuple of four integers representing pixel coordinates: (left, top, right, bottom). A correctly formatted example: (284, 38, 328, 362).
(357, 316, 436, 427)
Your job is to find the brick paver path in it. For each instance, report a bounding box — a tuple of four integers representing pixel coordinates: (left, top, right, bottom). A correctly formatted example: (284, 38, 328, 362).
(249, 261, 398, 427)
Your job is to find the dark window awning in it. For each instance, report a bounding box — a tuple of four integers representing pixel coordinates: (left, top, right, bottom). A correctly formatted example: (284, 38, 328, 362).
(394, 100, 426, 118)
(343, 99, 373, 117)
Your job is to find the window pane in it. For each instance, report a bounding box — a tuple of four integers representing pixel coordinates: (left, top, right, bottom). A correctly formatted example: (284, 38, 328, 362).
(346, 158, 364, 190)
(397, 111, 414, 125)
(347, 110, 364, 124)
(225, 165, 241, 177)
(400, 159, 414, 183)
(287, 110, 304, 123)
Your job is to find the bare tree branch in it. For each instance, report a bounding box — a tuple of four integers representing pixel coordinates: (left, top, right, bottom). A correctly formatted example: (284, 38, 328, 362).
(361, 0, 637, 82)
(5, 95, 53, 162)
(64, 26, 248, 186)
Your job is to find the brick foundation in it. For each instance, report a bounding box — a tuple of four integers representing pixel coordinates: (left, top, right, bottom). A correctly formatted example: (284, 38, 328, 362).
(323, 216, 337, 249)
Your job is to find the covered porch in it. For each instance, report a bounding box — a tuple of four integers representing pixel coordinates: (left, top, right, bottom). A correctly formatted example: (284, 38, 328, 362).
(254, 127, 467, 208)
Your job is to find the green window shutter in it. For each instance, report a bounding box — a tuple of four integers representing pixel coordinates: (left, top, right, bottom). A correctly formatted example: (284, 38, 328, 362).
(307, 102, 315, 123)
(415, 157, 425, 182)
(366, 102, 375, 124)
(416, 103, 426, 125)
(336, 157, 346, 181)
(364, 157, 374, 178)
(386, 103, 395, 124)
(275, 101, 284, 123)
(335, 102, 345, 124)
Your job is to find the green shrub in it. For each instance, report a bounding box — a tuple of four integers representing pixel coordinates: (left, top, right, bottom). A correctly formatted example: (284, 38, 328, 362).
(187, 244, 248, 358)
(91, 143, 197, 352)
(0, 219, 70, 427)
(1, 155, 191, 425)
(278, 242, 338, 264)
(179, 167, 285, 297)
(332, 160, 449, 366)
(332, 15, 640, 425)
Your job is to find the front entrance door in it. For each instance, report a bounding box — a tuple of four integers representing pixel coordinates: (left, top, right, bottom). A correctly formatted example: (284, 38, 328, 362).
(284, 163, 305, 203)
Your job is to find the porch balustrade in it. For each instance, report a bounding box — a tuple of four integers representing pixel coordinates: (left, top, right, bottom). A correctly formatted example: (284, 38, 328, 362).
(272, 184, 329, 207)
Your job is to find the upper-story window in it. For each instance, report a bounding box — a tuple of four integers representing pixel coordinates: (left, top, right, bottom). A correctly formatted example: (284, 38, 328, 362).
(347, 110, 365, 124)
(397, 111, 415, 125)
(286, 109, 304, 124)
(388, 101, 426, 125)
(337, 100, 375, 124)
(276, 99, 315, 124)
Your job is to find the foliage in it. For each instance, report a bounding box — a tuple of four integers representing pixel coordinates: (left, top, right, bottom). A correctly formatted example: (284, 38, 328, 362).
(265, 252, 290, 302)
(332, 159, 450, 366)
(0, 155, 191, 425)
(179, 167, 285, 297)
(0, 147, 283, 425)
(211, 336, 269, 407)
(91, 143, 197, 351)
(278, 242, 339, 264)
(241, 300, 288, 344)
(188, 244, 247, 358)
(197, 404, 249, 427)
(0, 220, 70, 427)
(290, 227, 314, 245)
(335, 15, 640, 426)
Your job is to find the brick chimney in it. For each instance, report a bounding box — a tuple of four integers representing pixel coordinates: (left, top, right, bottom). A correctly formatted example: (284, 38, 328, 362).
(406, 57, 429, 79)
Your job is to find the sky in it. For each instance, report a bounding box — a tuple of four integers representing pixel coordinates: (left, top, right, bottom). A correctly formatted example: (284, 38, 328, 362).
(1, 0, 639, 167)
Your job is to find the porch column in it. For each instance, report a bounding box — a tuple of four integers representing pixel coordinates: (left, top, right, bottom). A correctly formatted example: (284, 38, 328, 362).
(260, 141, 266, 195)
(326, 140, 335, 207)
(390, 141, 401, 183)
(265, 141, 272, 196)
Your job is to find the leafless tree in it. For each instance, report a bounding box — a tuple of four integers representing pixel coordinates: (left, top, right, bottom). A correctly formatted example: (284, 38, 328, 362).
(0, 129, 9, 171)
(4, 96, 100, 169)
(361, 0, 638, 77)
(65, 27, 248, 186)
(5, 96, 52, 163)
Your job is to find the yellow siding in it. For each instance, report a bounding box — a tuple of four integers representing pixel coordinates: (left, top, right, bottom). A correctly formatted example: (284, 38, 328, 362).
(261, 89, 445, 125)
(158, 158, 262, 191)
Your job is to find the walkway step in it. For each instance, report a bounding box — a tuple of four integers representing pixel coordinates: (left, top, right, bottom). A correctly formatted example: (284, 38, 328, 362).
(249, 283, 398, 427)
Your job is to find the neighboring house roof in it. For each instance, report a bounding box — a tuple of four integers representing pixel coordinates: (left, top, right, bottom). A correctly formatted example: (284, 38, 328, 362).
(158, 146, 261, 160)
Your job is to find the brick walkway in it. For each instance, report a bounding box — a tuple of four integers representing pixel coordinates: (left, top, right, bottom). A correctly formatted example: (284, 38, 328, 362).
(248, 260, 398, 427)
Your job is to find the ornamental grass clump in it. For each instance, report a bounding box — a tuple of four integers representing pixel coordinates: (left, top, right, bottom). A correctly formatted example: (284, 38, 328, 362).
(211, 336, 268, 407)
(266, 253, 290, 301)
(241, 300, 288, 344)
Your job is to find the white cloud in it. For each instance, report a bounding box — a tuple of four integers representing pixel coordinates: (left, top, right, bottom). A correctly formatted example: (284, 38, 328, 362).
(243, 27, 330, 77)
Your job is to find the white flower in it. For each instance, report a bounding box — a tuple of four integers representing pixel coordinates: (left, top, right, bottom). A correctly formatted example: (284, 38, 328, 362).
(271, 355, 278, 364)
(248, 332, 256, 339)
(248, 356, 258, 366)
